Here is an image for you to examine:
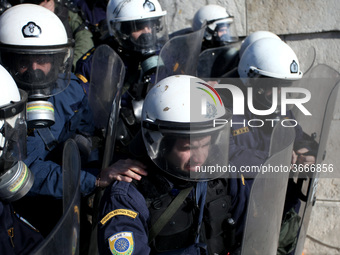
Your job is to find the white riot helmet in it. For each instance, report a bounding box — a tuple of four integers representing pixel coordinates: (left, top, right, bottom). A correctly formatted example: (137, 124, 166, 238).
(0, 65, 34, 202)
(107, 0, 168, 55)
(238, 38, 303, 112)
(192, 4, 238, 47)
(239, 30, 281, 58)
(0, 4, 73, 98)
(0, 4, 74, 128)
(141, 75, 232, 181)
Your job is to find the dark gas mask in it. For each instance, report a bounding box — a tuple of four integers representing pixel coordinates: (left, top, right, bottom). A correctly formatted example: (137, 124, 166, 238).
(133, 32, 157, 50)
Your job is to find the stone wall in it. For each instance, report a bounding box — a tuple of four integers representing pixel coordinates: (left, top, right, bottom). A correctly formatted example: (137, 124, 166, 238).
(158, 0, 340, 254)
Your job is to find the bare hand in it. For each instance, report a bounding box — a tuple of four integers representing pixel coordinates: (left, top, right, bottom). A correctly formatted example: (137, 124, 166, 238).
(97, 159, 147, 188)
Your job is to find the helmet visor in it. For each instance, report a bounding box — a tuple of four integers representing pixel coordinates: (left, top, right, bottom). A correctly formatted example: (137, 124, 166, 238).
(251, 77, 301, 111)
(0, 89, 27, 169)
(142, 114, 231, 181)
(213, 20, 238, 44)
(0, 44, 73, 98)
(111, 16, 168, 55)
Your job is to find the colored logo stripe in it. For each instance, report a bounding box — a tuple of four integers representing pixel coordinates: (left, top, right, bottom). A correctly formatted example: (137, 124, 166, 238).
(197, 82, 223, 106)
(197, 87, 217, 105)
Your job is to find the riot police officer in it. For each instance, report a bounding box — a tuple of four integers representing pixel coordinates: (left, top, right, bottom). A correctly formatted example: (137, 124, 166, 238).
(231, 37, 316, 254)
(0, 4, 141, 238)
(98, 75, 249, 255)
(0, 3, 97, 198)
(75, 0, 169, 151)
(9, 0, 95, 70)
(193, 4, 240, 78)
(0, 64, 43, 254)
(192, 4, 239, 50)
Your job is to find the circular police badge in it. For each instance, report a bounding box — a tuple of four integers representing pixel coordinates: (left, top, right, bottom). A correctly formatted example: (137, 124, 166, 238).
(108, 232, 134, 255)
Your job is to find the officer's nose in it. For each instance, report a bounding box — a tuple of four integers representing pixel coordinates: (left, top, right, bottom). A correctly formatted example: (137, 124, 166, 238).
(191, 149, 206, 165)
(31, 61, 39, 70)
(141, 26, 152, 34)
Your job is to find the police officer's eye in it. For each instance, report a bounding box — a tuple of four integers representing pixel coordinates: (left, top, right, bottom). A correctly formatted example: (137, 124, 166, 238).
(135, 21, 151, 31)
(18, 61, 29, 70)
(178, 145, 191, 151)
(203, 143, 211, 148)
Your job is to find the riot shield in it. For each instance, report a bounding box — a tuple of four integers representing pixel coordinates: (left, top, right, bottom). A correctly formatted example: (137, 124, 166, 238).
(33, 139, 81, 255)
(88, 44, 126, 169)
(240, 124, 296, 254)
(196, 42, 241, 78)
(291, 64, 340, 254)
(292, 64, 340, 160)
(87, 44, 126, 255)
(88, 44, 125, 130)
(154, 24, 206, 84)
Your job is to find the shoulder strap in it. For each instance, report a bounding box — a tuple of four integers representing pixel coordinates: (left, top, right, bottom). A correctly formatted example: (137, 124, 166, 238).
(37, 128, 58, 151)
(148, 186, 193, 243)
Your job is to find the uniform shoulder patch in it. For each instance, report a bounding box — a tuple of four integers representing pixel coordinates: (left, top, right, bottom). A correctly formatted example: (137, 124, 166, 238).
(108, 232, 134, 255)
(100, 209, 138, 225)
(233, 127, 249, 136)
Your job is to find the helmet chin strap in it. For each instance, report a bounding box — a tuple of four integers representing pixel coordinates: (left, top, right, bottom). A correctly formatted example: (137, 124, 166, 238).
(0, 160, 34, 202)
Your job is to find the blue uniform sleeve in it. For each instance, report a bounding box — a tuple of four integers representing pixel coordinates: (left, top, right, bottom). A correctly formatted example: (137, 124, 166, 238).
(25, 76, 98, 197)
(25, 144, 97, 198)
(98, 181, 151, 255)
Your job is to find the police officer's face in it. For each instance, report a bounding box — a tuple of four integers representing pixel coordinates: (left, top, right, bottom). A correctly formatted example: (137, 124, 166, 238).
(17, 55, 52, 75)
(131, 23, 152, 40)
(217, 26, 228, 38)
(166, 136, 211, 172)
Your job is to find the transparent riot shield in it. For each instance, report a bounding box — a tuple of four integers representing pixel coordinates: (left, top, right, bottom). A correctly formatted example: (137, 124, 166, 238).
(292, 64, 340, 160)
(291, 64, 340, 254)
(196, 42, 241, 78)
(88, 44, 125, 130)
(154, 24, 206, 84)
(87, 44, 126, 255)
(240, 124, 296, 254)
(88, 44, 126, 169)
(33, 139, 81, 255)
